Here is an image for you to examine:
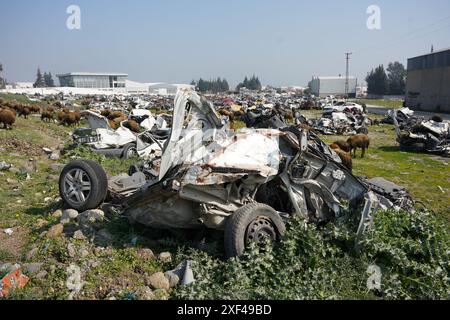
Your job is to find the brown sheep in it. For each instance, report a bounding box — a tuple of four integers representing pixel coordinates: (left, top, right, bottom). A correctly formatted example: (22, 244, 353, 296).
(101, 109, 111, 118)
(347, 134, 370, 158)
(108, 119, 118, 130)
(74, 112, 81, 125)
(0, 108, 16, 129)
(47, 106, 55, 113)
(124, 120, 140, 133)
(18, 107, 31, 119)
(332, 140, 351, 153)
(29, 105, 41, 113)
(329, 143, 353, 171)
(61, 112, 78, 126)
(41, 111, 54, 122)
(108, 111, 126, 120)
(57, 111, 67, 122)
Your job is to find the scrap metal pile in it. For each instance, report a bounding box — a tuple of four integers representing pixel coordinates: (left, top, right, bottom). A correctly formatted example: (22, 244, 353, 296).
(385, 107, 450, 156)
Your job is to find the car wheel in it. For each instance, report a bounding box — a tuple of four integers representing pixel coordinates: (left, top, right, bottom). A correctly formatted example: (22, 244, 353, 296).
(59, 160, 108, 212)
(122, 143, 137, 159)
(224, 203, 285, 258)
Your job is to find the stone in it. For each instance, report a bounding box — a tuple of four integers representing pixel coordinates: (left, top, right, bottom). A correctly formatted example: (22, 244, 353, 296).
(135, 286, 155, 300)
(73, 230, 86, 240)
(164, 272, 180, 288)
(36, 270, 48, 280)
(80, 249, 89, 258)
(153, 289, 169, 300)
(61, 209, 78, 224)
(78, 210, 105, 233)
(23, 263, 43, 275)
(42, 147, 53, 154)
(137, 248, 154, 261)
(46, 224, 64, 238)
(6, 178, 18, 185)
(52, 210, 63, 218)
(67, 243, 76, 258)
(26, 247, 39, 261)
(94, 229, 114, 247)
(36, 219, 48, 228)
(146, 272, 170, 290)
(158, 252, 172, 263)
(49, 153, 60, 161)
(44, 197, 53, 203)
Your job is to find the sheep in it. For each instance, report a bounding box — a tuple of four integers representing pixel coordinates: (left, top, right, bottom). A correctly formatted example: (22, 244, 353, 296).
(74, 112, 81, 125)
(18, 106, 31, 119)
(0, 108, 16, 129)
(47, 106, 55, 113)
(61, 112, 78, 127)
(329, 143, 353, 171)
(108, 111, 126, 120)
(347, 134, 370, 158)
(124, 120, 140, 133)
(57, 111, 67, 123)
(41, 111, 54, 122)
(101, 109, 112, 118)
(332, 140, 351, 153)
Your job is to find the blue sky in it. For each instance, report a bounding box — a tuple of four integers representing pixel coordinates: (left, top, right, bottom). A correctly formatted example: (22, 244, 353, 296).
(1, 0, 450, 87)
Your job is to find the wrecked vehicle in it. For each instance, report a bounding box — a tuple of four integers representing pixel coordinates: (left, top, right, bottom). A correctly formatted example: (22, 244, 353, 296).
(312, 111, 370, 135)
(58, 90, 414, 258)
(72, 110, 168, 159)
(390, 109, 450, 156)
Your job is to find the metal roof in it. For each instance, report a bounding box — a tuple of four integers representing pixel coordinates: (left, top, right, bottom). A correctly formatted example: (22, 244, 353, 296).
(56, 72, 128, 77)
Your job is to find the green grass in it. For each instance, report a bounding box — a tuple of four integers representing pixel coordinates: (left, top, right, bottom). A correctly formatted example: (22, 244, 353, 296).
(356, 99, 403, 109)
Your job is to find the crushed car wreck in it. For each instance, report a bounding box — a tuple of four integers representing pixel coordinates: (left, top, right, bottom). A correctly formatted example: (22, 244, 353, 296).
(58, 90, 415, 258)
(388, 108, 450, 156)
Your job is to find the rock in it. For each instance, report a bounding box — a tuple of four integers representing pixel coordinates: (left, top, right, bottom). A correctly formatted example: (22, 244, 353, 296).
(146, 272, 170, 290)
(36, 270, 48, 280)
(23, 263, 43, 275)
(26, 247, 39, 261)
(6, 178, 18, 185)
(80, 249, 89, 258)
(49, 153, 60, 161)
(94, 247, 104, 255)
(158, 252, 172, 263)
(46, 224, 64, 238)
(73, 230, 86, 240)
(94, 229, 114, 247)
(44, 197, 53, 203)
(47, 175, 59, 182)
(39, 231, 47, 238)
(135, 286, 155, 300)
(87, 259, 100, 268)
(61, 209, 78, 224)
(36, 219, 48, 228)
(164, 272, 180, 288)
(67, 243, 76, 258)
(78, 209, 105, 233)
(0, 161, 12, 171)
(0, 263, 21, 274)
(137, 248, 154, 261)
(42, 147, 53, 155)
(52, 209, 63, 218)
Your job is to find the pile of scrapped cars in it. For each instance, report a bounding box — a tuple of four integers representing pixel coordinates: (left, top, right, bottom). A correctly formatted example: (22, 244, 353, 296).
(310, 101, 371, 135)
(384, 107, 450, 156)
(58, 90, 415, 257)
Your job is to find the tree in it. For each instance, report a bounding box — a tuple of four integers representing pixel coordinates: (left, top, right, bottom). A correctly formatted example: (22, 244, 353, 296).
(44, 72, 55, 87)
(366, 65, 388, 95)
(34, 68, 45, 88)
(0, 63, 4, 89)
(386, 62, 406, 95)
(236, 75, 262, 91)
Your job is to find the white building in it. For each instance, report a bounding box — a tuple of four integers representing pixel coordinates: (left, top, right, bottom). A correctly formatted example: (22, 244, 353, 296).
(310, 76, 357, 98)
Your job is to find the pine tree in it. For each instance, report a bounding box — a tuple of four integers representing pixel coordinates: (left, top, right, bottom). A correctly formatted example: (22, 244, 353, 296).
(366, 65, 388, 95)
(44, 72, 55, 87)
(34, 68, 45, 88)
(0, 63, 4, 89)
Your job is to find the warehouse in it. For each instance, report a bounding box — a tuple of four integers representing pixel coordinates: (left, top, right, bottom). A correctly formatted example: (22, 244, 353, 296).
(56, 72, 128, 89)
(309, 76, 357, 98)
(405, 48, 450, 113)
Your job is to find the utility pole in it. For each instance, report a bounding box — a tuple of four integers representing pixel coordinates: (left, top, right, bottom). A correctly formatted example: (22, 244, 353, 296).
(345, 52, 353, 98)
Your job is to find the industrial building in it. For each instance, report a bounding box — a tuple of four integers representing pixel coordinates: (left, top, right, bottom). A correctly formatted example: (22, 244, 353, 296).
(56, 72, 127, 89)
(405, 48, 450, 113)
(309, 76, 357, 98)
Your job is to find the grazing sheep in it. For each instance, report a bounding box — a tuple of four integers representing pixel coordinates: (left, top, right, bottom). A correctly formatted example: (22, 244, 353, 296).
(74, 112, 81, 125)
(329, 143, 353, 171)
(347, 134, 370, 158)
(29, 105, 41, 113)
(108, 111, 126, 120)
(61, 112, 78, 127)
(332, 140, 351, 153)
(41, 111, 54, 122)
(101, 109, 111, 118)
(57, 111, 67, 122)
(18, 107, 31, 119)
(0, 108, 16, 129)
(47, 106, 55, 113)
(108, 119, 118, 130)
(124, 120, 140, 133)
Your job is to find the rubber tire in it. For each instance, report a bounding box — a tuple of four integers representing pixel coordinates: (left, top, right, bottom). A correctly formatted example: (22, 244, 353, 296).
(122, 143, 137, 159)
(59, 160, 108, 212)
(224, 203, 285, 258)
